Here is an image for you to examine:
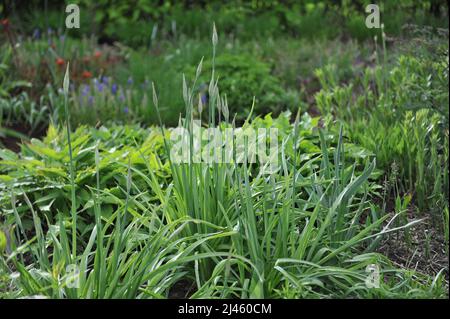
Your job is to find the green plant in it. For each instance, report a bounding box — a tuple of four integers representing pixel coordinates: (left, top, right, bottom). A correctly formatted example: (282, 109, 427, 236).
(313, 43, 449, 226)
(143, 30, 443, 298)
(188, 53, 297, 122)
(0, 151, 236, 298)
(444, 206, 449, 255)
(0, 45, 31, 98)
(0, 92, 50, 136)
(0, 123, 170, 239)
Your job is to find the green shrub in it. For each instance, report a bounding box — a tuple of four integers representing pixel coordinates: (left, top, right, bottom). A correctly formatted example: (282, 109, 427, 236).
(189, 53, 297, 122)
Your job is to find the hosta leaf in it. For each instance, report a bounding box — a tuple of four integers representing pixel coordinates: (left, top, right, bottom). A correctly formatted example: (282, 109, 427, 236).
(27, 142, 64, 160)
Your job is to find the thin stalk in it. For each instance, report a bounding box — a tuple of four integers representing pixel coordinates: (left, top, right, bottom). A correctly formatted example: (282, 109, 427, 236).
(63, 63, 77, 260)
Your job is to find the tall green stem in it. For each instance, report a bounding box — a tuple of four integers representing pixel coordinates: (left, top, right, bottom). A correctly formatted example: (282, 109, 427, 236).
(63, 63, 77, 260)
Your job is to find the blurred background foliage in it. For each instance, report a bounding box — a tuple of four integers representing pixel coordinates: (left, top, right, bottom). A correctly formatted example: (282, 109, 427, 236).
(1, 0, 448, 46)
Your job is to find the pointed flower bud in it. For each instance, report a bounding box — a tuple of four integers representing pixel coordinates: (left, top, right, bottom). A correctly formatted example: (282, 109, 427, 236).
(63, 62, 70, 95)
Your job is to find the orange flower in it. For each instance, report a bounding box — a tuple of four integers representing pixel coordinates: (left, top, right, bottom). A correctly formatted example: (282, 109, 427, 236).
(82, 71, 92, 79)
(94, 51, 102, 58)
(56, 58, 65, 66)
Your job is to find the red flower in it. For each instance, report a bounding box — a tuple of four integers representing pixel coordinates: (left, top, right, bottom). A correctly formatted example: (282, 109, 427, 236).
(1, 19, 9, 27)
(56, 58, 65, 66)
(94, 51, 102, 59)
(82, 71, 92, 79)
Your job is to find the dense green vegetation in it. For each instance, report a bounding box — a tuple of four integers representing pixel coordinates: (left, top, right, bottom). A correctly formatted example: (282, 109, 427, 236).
(0, 1, 448, 299)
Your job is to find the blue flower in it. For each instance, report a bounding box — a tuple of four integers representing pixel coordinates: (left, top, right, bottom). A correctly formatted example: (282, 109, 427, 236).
(95, 79, 104, 92)
(81, 84, 90, 96)
(111, 83, 118, 95)
(101, 76, 109, 85)
(88, 95, 94, 106)
(32, 28, 41, 39)
(124, 106, 129, 114)
(127, 76, 133, 85)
